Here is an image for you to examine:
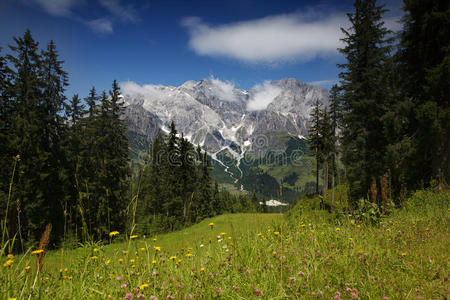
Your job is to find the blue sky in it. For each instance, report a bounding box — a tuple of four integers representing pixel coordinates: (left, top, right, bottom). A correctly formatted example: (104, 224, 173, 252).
(0, 0, 403, 97)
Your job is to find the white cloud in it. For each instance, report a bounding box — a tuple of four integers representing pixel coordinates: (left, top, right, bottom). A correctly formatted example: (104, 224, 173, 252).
(120, 81, 167, 100)
(208, 76, 238, 102)
(31, 0, 79, 16)
(182, 12, 348, 63)
(86, 18, 113, 34)
(98, 0, 139, 23)
(247, 81, 283, 111)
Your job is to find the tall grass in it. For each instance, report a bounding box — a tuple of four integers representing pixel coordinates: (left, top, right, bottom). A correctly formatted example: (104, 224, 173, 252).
(1, 188, 448, 299)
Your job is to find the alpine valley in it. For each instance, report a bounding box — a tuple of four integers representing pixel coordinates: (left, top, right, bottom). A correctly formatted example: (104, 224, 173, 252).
(123, 78, 329, 202)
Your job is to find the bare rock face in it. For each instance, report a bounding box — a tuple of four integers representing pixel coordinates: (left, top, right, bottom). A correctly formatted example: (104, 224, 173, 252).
(123, 78, 329, 156)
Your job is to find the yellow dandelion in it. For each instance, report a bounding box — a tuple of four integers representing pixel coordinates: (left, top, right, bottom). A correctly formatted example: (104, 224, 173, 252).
(106, 259, 111, 265)
(220, 232, 226, 236)
(140, 283, 149, 290)
(300, 224, 306, 227)
(401, 252, 407, 256)
(152, 238, 157, 241)
(386, 228, 391, 232)
(169, 256, 177, 260)
(130, 259, 135, 263)
(91, 256, 98, 259)
(257, 233, 262, 237)
(8, 297, 17, 300)
(152, 260, 157, 264)
(209, 222, 214, 227)
(186, 253, 193, 257)
(31, 249, 44, 255)
(272, 251, 277, 256)
(130, 235, 138, 239)
(335, 228, 341, 231)
(140, 247, 146, 252)
(200, 267, 205, 272)
(109, 231, 119, 237)
(310, 230, 315, 233)
(274, 231, 280, 236)
(321, 232, 325, 235)
(3, 259, 14, 267)
(93, 248, 99, 252)
(119, 258, 123, 262)
(154, 246, 161, 251)
(177, 259, 182, 263)
(7, 254, 14, 259)
(349, 237, 353, 241)
(356, 225, 361, 228)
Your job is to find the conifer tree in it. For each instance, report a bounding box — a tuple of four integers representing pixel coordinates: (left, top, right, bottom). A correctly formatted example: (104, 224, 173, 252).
(338, 0, 392, 206)
(308, 99, 322, 195)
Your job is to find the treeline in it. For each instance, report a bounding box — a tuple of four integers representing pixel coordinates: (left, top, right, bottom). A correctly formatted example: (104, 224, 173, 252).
(0, 30, 262, 251)
(0, 30, 130, 250)
(308, 0, 449, 209)
(135, 122, 262, 234)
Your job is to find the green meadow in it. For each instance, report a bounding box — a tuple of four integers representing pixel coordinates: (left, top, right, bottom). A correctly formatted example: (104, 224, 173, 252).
(1, 189, 448, 299)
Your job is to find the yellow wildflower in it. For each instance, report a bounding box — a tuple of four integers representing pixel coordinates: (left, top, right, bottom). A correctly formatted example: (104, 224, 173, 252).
(3, 259, 14, 267)
(152, 238, 157, 241)
(401, 252, 407, 256)
(169, 256, 177, 260)
(274, 231, 280, 236)
(7, 254, 14, 259)
(335, 228, 341, 231)
(154, 246, 161, 251)
(200, 267, 205, 272)
(140, 247, 146, 251)
(257, 233, 262, 237)
(109, 231, 119, 237)
(130, 259, 135, 263)
(152, 260, 157, 264)
(106, 259, 111, 265)
(31, 249, 44, 255)
(130, 235, 138, 239)
(8, 298, 17, 300)
(186, 253, 193, 257)
(209, 222, 214, 227)
(25, 266, 31, 271)
(272, 251, 277, 256)
(140, 283, 149, 290)
(118, 258, 123, 262)
(91, 256, 98, 259)
(220, 232, 226, 236)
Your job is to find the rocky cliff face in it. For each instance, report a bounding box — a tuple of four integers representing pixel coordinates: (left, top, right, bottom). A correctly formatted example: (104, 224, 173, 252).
(123, 78, 329, 157)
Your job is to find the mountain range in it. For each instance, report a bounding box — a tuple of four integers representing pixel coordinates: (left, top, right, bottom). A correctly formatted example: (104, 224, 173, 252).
(122, 78, 329, 200)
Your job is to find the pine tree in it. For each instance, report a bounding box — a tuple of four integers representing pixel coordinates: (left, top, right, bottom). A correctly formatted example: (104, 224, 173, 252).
(394, 0, 450, 191)
(307, 99, 323, 195)
(338, 0, 392, 206)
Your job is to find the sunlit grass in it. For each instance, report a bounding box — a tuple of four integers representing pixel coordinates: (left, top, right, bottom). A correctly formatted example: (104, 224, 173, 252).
(1, 192, 449, 299)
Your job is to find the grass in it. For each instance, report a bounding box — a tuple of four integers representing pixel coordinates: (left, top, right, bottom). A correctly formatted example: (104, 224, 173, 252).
(1, 190, 449, 299)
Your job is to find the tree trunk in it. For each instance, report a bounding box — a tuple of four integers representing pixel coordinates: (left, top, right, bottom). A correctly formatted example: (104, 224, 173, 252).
(316, 149, 319, 194)
(323, 157, 328, 208)
(331, 153, 335, 212)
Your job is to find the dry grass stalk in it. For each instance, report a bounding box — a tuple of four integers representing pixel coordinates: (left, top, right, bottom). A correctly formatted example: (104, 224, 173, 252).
(381, 174, 388, 216)
(370, 178, 378, 204)
(36, 223, 52, 271)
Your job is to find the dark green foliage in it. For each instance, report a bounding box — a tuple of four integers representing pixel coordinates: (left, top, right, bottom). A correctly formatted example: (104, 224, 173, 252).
(337, 0, 392, 207)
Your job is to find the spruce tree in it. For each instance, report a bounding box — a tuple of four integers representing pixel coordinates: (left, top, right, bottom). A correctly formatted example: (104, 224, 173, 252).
(338, 0, 392, 206)
(307, 99, 323, 195)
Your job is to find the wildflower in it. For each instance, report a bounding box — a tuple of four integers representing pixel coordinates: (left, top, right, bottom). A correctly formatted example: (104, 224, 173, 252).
(8, 298, 17, 300)
(119, 258, 124, 262)
(274, 231, 280, 236)
(199, 244, 204, 248)
(186, 253, 193, 257)
(150, 296, 157, 300)
(215, 287, 222, 293)
(310, 229, 315, 233)
(93, 248, 99, 252)
(356, 225, 361, 228)
(3, 259, 14, 267)
(130, 259, 135, 263)
(125, 292, 133, 299)
(140, 283, 149, 290)
(31, 249, 44, 255)
(154, 246, 161, 252)
(140, 248, 146, 252)
(106, 259, 111, 265)
(91, 256, 98, 259)
(121, 282, 128, 289)
(152, 238, 157, 241)
(166, 296, 174, 300)
(109, 231, 119, 237)
(169, 256, 177, 260)
(137, 294, 145, 299)
(255, 289, 263, 296)
(289, 277, 296, 281)
(335, 228, 341, 231)
(200, 267, 205, 272)
(152, 260, 157, 264)
(257, 233, 262, 237)
(209, 222, 214, 227)
(220, 232, 226, 236)
(130, 235, 138, 239)
(272, 251, 277, 256)
(401, 252, 407, 256)
(298, 271, 304, 276)
(25, 266, 31, 271)
(233, 286, 240, 291)
(7, 254, 14, 259)
(117, 276, 124, 281)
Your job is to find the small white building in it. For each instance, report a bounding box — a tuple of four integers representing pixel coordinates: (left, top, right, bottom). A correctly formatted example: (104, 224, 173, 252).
(259, 199, 288, 207)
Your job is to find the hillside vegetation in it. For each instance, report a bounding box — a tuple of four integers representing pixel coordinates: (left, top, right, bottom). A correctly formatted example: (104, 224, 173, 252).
(1, 189, 448, 299)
